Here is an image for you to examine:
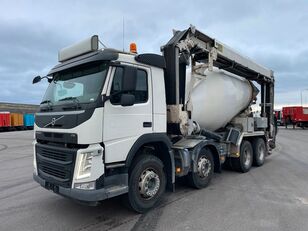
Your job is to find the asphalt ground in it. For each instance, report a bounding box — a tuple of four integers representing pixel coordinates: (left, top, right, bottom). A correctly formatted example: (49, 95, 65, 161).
(0, 128, 308, 231)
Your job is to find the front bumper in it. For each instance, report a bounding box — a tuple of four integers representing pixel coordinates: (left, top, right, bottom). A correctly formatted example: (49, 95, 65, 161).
(33, 174, 128, 203)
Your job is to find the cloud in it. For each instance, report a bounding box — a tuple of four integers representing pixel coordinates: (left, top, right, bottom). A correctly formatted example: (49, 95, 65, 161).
(0, 0, 307, 106)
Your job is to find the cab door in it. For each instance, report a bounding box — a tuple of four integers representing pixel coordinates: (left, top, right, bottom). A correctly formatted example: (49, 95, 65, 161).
(103, 64, 153, 163)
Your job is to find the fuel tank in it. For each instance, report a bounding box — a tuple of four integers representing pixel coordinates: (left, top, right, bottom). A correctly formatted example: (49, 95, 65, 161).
(187, 70, 256, 131)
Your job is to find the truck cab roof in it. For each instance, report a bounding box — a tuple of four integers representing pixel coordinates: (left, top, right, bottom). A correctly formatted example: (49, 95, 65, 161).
(48, 48, 165, 76)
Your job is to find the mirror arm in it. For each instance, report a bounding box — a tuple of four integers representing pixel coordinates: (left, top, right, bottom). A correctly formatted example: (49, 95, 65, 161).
(41, 76, 52, 82)
(33, 75, 52, 84)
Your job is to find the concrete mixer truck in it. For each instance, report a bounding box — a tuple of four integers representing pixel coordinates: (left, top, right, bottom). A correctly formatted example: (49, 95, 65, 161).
(32, 25, 276, 213)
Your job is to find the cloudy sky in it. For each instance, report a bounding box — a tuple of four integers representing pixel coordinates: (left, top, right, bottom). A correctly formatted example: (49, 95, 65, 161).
(1, 0, 308, 108)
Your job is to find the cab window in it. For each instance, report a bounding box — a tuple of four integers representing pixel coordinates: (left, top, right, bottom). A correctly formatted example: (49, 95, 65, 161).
(110, 67, 148, 105)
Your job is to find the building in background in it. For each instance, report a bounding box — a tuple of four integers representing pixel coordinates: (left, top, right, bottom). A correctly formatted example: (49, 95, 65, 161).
(0, 102, 38, 114)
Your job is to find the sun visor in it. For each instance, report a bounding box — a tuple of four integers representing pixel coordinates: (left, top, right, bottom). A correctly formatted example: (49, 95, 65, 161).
(48, 49, 119, 75)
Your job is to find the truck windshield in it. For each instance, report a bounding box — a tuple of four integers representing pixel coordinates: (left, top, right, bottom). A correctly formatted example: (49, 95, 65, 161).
(41, 63, 108, 106)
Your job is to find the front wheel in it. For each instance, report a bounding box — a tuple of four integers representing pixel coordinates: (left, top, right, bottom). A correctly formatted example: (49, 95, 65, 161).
(126, 154, 166, 213)
(187, 148, 214, 189)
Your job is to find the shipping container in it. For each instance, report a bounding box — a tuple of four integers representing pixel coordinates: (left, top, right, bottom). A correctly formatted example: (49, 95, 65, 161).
(282, 106, 308, 128)
(23, 114, 34, 128)
(10, 113, 24, 128)
(0, 112, 11, 130)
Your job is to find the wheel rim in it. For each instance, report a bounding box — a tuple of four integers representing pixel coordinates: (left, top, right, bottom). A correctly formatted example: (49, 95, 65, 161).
(258, 144, 265, 161)
(138, 168, 160, 200)
(197, 156, 211, 178)
(243, 148, 252, 167)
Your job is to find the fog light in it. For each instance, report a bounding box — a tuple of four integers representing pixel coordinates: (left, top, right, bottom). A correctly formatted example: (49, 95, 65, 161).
(74, 181, 96, 190)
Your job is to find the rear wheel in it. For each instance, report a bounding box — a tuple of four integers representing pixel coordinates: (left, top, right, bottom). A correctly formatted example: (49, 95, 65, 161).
(231, 140, 253, 173)
(126, 154, 166, 213)
(252, 138, 266, 166)
(187, 148, 214, 189)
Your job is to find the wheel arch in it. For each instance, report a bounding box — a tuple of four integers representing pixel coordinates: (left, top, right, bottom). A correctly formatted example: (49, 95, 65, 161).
(125, 133, 175, 191)
(205, 144, 221, 173)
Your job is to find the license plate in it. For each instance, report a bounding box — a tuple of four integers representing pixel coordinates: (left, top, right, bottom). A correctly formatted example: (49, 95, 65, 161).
(45, 182, 59, 193)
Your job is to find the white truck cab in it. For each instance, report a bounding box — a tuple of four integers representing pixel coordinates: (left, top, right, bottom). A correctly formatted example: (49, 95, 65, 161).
(33, 44, 172, 210)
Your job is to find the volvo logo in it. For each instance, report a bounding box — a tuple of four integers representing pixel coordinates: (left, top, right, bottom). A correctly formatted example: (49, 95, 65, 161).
(51, 118, 56, 126)
(44, 115, 64, 128)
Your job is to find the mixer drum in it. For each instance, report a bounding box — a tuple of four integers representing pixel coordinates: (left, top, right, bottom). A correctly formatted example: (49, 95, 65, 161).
(188, 70, 255, 131)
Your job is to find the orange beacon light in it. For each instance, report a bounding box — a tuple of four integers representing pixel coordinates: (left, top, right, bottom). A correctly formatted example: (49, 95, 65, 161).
(130, 43, 137, 53)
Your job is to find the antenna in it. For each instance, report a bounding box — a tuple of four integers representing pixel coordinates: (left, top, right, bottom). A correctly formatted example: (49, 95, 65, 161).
(122, 16, 125, 52)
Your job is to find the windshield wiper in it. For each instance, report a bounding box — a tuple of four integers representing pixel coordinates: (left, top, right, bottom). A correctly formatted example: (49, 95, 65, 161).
(58, 96, 78, 102)
(40, 100, 53, 111)
(59, 97, 81, 109)
(40, 99, 52, 104)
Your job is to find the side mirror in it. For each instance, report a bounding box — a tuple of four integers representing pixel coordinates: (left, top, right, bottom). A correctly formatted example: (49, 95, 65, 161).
(120, 94, 135, 107)
(122, 66, 137, 92)
(33, 75, 52, 84)
(32, 76, 42, 84)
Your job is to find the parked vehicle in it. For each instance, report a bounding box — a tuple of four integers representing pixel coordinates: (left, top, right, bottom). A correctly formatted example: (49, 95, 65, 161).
(282, 106, 308, 129)
(32, 26, 276, 213)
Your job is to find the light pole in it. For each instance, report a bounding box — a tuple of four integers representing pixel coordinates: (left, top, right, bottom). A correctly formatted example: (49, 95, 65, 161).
(301, 89, 308, 106)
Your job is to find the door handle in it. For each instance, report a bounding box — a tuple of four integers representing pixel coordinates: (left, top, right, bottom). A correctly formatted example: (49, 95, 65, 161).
(143, 122, 152, 128)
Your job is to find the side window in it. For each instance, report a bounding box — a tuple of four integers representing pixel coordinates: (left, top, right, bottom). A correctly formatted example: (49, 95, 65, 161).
(110, 67, 123, 104)
(110, 67, 148, 105)
(135, 69, 148, 103)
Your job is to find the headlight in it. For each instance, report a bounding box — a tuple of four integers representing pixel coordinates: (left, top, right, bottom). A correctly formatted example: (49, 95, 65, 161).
(76, 152, 93, 179)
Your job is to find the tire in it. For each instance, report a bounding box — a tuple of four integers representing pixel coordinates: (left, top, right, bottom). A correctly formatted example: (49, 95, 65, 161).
(126, 154, 166, 213)
(187, 148, 214, 189)
(231, 140, 253, 173)
(252, 138, 266, 166)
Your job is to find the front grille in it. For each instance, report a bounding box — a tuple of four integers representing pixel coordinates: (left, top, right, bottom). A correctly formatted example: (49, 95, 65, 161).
(36, 131, 78, 145)
(39, 163, 67, 179)
(40, 148, 70, 162)
(36, 143, 77, 188)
